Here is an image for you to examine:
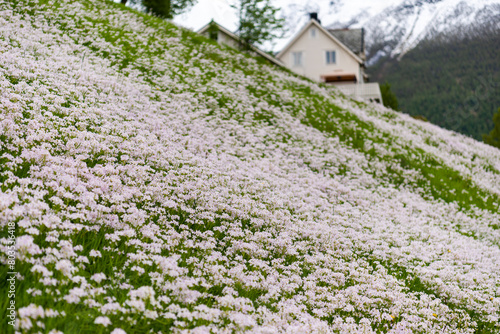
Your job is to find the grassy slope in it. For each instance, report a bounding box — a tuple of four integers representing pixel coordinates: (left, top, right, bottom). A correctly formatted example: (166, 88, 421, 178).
(0, 0, 500, 333)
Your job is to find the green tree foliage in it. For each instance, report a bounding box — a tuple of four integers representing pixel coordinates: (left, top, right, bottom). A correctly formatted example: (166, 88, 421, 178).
(207, 20, 219, 41)
(232, 0, 286, 49)
(368, 23, 500, 140)
(380, 82, 399, 111)
(124, 0, 196, 19)
(483, 108, 500, 148)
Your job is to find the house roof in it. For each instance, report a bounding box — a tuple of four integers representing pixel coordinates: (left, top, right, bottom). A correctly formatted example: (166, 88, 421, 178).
(328, 28, 365, 58)
(276, 20, 364, 65)
(198, 22, 284, 68)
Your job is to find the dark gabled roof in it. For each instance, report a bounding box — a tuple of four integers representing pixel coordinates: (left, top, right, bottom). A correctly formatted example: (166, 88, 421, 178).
(327, 28, 364, 57)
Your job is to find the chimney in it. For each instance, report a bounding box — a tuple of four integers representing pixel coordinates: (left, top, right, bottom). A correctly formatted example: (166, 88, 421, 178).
(309, 13, 321, 24)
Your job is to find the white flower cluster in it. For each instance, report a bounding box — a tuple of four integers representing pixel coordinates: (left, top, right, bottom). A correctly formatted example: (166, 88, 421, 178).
(0, 0, 499, 333)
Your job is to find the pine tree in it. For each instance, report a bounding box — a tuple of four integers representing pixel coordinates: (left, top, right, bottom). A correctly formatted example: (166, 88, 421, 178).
(232, 0, 286, 50)
(483, 108, 500, 148)
(380, 82, 400, 111)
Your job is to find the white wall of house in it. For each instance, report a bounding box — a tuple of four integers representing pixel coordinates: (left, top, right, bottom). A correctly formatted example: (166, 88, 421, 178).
(277, 24, 362, 83)
(217, 30, 240, 49)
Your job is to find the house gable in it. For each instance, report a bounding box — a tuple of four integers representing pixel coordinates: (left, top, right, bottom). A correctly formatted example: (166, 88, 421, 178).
(277, 20, 364, 65)
(198, 22, 240, 49)
(198, 22, 284, 67)
(276, 20, 363, 83)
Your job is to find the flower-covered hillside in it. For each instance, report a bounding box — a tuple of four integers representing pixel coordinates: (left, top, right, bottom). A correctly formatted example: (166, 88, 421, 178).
(1, 0, 500, 333)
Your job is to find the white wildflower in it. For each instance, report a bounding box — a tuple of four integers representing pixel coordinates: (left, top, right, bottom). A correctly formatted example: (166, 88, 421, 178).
(94, 316, 112, 327)
(91, 273, 107, 283)
(89, 250, 102, 257)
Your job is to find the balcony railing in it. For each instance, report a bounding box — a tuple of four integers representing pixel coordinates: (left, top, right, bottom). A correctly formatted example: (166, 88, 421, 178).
(332, 83, 382, 102)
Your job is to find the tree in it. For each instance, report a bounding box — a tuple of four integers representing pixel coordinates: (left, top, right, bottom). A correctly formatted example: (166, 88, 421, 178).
(483, 107, 500, 148)
(207, 20, 219, 41)
(380, 82, 399, 111)
(232, 0, 286, 50)
(121, 0, 196, 19)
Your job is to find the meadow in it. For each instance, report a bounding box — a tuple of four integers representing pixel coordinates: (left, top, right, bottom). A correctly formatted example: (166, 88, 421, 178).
(1, 0, 500, 333)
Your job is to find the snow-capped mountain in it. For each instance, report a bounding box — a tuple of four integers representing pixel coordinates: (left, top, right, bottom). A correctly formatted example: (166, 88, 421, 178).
(352, 0, 500, 62)
(174, 0, 500, 61)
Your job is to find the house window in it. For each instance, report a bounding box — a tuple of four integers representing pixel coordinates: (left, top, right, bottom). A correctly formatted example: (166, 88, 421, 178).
(326, 50, 336, 64)
(310, 28, 316, 38)
(292, 51, 303, 66)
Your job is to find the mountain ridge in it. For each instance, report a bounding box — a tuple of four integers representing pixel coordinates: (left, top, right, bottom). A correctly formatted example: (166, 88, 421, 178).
(368, 20, 500, 140)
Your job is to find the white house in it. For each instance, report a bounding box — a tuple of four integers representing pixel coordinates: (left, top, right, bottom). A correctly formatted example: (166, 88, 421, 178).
(276, 14, 382, 102)
(198, 21, 284, 68)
